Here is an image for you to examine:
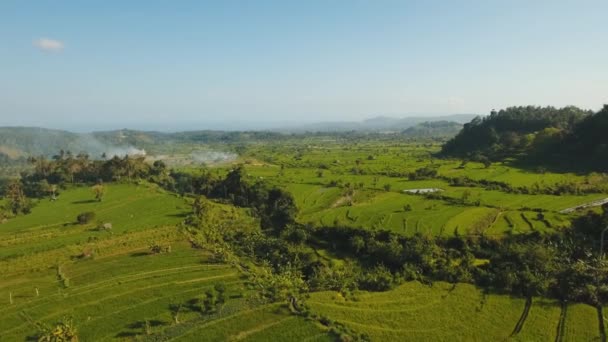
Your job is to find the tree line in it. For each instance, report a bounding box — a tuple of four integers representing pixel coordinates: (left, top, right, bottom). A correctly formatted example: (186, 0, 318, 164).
(4, 147, 608, 311)
(177, 164, 608, 310)
(441, 105, 608, 171)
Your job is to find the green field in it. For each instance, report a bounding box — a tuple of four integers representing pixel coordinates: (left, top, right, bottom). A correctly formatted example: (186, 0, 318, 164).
(0, 184, 331, 341)
(241, 143, 602, 236)
(309, 282, 602, 341)
(2, 138, 607, 341)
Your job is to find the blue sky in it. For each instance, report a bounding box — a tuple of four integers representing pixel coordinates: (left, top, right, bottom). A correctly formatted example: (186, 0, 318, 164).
(0, 0, 606, 131)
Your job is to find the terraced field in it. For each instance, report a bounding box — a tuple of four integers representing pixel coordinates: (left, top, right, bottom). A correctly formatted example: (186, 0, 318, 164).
(1, 240, 331, 341)
(242, 144, 604, 237)
(259, 180, 591, 236)
(3, 140, 607, 341)
(308, 282, 603, 341)
(0, 183, 332, 341)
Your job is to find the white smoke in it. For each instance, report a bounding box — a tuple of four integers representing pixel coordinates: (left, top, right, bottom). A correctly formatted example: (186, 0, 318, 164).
(191, 150, 237, 164)
(74, 135, 146, 159)
(104, 146, 146, 158)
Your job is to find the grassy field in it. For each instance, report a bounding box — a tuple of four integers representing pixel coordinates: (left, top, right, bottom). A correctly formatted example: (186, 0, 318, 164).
(239, 141, 605, 236)
(0, 239, 330, 341)
(308, 281, 602, 341)
(0, 183, 189, 262)
(0, 185, 599, 341)
(2, 139, 607, 341)
(0, 183, 332, 341)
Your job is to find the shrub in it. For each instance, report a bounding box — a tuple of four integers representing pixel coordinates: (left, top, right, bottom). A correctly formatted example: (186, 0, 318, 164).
(76, 211, 96, 225)
(36, 317, 79, 342)
(358, 265, 395, 291)
(149, 243, 172, 254)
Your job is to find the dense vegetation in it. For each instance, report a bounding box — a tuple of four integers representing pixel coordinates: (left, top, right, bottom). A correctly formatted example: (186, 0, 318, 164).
(14, 149, 607, 304)
(441, 105, 608, 171)
(2, 107, 608, 341)
(0, 120, 464, 162)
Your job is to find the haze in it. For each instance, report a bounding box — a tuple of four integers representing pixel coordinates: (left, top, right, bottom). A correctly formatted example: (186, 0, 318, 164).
(0, 0, 607, 131)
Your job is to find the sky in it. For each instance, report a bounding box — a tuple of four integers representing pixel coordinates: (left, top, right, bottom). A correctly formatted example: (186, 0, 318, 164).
(0, 0, 607, 131)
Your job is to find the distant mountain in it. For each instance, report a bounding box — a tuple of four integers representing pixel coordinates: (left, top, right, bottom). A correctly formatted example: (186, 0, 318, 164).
(0, 114, 477, 159)
(0, 127, 284, 159)
(401, 121, 463, 138)
(276, 114, 478, 132)
(0, 127, 83, 158)
(0, 127, 158, 159)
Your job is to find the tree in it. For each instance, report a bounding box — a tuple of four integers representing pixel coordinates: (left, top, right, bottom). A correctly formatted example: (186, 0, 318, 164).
(461, 190, 471, 203)
(37, 317, 79, 342)
(48, 183, 58, 201)
(482, 158, 492, 169)
(201, 282, 227, 314)
(202, 288, 217, 313)
(5, 180, 30, 215)
(261, 188, 298, 234)
(76, 212, 96, 225)
(192, 196, 210, 219)
(349, 235, 366, 253)
(149, 243, 172, 254)
(92, 183, 105, 202)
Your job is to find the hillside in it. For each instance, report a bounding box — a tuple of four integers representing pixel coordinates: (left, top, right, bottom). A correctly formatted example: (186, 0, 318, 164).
(555, 105, 608, 170)
(0, 118, 469, 161)
(0, 127, 84, 158)
(309, 282, 602, 341)
(2, 131, 608, 341)
(0, 183, 333, 341)
(401, 121, 463, 138)
(278, 114, 477, 133)
(440, 105, 608, 171)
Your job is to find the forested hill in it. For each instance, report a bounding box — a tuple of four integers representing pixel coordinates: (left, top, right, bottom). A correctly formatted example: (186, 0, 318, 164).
(401, 121, 463, 138)
(0, 120, 464, 160)
(0, 127, 84, 158)
(0, 127, 284, 159)
(440, 105, 608, 170)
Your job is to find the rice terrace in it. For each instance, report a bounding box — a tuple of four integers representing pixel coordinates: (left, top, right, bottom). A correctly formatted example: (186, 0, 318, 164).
(2, 1, 608, 341)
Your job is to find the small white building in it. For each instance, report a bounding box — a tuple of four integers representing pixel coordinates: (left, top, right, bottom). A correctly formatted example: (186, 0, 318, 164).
(403, 188, 443, 194)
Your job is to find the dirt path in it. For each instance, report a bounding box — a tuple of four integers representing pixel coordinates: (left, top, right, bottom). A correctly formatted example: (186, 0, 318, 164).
(559, 198, 608, 214)
(331, 192, 354, 208)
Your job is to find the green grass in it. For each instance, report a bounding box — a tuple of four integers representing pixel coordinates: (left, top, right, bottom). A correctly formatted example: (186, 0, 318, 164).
(238, 139, 606, 237)
(0, 183, 331, 341)
(563, 304, 602, 341)
(0, 241, 240, 340)
(2, 137, 607, 341)
(171, 304, 331, 342)
(241, 149, 601, 237)
(0, 183, 189, 261)
(308, 281, 601, 341)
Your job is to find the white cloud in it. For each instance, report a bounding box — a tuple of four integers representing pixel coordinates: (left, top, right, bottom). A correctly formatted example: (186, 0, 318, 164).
(33, 38, 64, 52)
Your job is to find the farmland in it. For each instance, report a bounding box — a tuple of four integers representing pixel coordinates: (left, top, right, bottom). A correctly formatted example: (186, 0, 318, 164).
(1, 129, 608, 341)
(3, 0, 608, 337)
(239, 140, 606, 236)
(309, 282, 603, 341)
(0, 183, 333, 341)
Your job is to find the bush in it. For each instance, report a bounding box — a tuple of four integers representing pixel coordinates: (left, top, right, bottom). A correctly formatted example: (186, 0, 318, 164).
(149, 243, 172, 254)
(358, 265, 396, 291)
(76, 211, 96, 225)
(408, 166, 439, 180)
